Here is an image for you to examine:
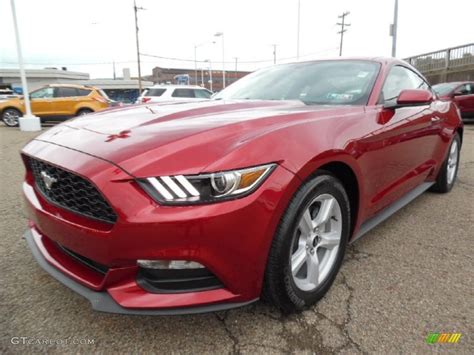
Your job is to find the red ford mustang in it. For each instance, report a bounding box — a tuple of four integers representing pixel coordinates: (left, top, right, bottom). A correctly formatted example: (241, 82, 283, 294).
(21, 58, 463, 314)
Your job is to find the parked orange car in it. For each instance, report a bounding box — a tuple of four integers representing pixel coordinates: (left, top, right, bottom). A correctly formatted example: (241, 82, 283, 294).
(0, 84, 112, 127)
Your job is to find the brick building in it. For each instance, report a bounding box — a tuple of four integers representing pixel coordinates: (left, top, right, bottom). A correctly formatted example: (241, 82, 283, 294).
(145, 66, 251, 92)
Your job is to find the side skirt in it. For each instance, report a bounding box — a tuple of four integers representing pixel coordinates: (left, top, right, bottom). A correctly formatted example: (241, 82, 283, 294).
(351, 182, 434, 243)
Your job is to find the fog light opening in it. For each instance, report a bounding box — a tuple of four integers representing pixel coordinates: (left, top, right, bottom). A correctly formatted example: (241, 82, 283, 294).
(137, 259, 205, 270)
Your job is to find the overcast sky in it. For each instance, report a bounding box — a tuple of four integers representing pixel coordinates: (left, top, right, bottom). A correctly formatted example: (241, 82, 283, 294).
(1, 0, 473, 78)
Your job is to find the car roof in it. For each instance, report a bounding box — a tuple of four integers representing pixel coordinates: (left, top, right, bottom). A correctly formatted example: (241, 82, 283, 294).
(295, 56, 400, 65)
(432, 81, 472, 86)
(148, 85, 209, 89)
(46, 84, 98, 90)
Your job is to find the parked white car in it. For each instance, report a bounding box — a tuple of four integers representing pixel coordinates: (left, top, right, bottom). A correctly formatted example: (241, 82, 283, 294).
(136, 85, 213, 104)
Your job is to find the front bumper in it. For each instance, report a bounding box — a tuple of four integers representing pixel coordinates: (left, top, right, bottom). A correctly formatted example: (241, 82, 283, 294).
(24, 228, 256, 315)
(22, 140, 299, 313)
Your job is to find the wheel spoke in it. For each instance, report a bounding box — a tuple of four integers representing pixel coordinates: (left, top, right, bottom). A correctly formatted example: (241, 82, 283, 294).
(291, 192, 343, 292)
(298, 210, 314, 236)
(291, 247, 307, 276)
(306, 253, 320, 285)
(314, 197, 335, 226)
(447, 141, 458, 184)
(318, 231, 340, 249)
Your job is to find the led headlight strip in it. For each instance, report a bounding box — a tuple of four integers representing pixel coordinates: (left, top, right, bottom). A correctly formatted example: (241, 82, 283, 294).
(139, 163, 276, 205)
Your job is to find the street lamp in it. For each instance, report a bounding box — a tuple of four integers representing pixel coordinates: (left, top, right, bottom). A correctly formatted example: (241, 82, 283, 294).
(10, 0, 41, 131)
(390, 0, 399, 57)
(204, 59, 213, 92)
(214, 32, 225, 89)
(194, 41, 214, 86)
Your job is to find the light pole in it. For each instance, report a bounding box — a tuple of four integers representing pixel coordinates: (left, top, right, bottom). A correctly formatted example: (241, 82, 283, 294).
(272, 44, 277, 64)
(390, 0, 399, 57)
(214, 32, 225, 89)
(10, 0, 40, 131)
(204, 59, 213, 91)
(194, 41, 215, 86)
(194, 45, 198, 85)
(296, 0, 301, 60)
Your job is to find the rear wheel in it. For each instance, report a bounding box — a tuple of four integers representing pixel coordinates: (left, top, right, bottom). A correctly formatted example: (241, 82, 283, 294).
(76, 108, 93, 116)
(2, 108, 22, 127)
(430, 133, 461, 193)
(263, 172, 350, 313)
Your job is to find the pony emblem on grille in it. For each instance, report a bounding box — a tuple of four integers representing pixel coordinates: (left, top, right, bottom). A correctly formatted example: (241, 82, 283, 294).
(40, 171, 57, 190)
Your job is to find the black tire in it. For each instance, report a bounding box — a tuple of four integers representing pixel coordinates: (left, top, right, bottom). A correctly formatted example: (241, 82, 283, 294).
(76, 108, 93, 116)
(430, 133, 461, 193)
(2, 108, 22, 127)
(263, 171, 351, 313)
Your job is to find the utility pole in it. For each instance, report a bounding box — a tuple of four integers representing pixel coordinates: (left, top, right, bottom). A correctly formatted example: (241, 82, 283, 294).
(234, 57, 238, 72)
(133, 0, 144, 94)
(112, 60, 116, 80)
(337, 11, 351, 57)
(272, 44, 277, 64)
(296, 0, 301, 60)
(390, 0, 399, 57)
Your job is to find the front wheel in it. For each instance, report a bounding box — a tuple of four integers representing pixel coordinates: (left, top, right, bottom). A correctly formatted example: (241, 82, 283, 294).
(430, 133, 461, 193)
(2, 108, 22, 127)
(76, 108, 93, 116)
(263, 172, 351, 313)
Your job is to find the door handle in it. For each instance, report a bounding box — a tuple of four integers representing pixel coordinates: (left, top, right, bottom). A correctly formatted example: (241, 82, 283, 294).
(431, 116, 442, 122)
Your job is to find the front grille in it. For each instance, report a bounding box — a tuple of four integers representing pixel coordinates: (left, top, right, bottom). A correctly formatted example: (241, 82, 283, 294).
(28, 157, 117, 223)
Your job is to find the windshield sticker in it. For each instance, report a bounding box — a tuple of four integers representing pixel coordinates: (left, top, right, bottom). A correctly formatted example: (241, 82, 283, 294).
(327, 93, 354, 101)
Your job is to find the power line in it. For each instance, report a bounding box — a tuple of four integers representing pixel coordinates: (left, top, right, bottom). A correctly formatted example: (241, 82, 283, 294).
(140, 52, 273, 64)
(140, 47, 338, 65)
(337, 11, 351, 56)
(2, 47, 339, 69)
(1, 60, 138, 65)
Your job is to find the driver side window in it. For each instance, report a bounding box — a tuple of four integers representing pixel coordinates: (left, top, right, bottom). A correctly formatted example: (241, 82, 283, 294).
(30, 87, 54, 99)
(380, 66, 429, 104)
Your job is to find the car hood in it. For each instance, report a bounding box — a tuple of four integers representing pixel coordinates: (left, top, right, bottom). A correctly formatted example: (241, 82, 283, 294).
(35, 100, 362, 177)
(0, 97, 21, 105)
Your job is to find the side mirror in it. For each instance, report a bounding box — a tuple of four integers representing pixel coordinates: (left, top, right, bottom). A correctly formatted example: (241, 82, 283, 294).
(384, 89, 433, 109)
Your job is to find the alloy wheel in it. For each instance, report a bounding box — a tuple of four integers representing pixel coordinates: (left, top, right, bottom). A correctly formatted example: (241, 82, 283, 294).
(3, 109, 20, 127)
(290, 193, 342, 292)
(447, 139, 459, 185)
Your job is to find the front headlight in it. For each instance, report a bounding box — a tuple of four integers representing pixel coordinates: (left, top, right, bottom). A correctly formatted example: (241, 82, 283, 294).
(138, 163, 276, 205)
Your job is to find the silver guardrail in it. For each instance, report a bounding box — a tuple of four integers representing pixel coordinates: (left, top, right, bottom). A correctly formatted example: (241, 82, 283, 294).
(405, 43, 474, 73)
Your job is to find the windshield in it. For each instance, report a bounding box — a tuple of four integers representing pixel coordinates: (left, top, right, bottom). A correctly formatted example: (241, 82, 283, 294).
(432, 83, 458, 96)
(98, 89, 110, 100)
(214, 60, 380, 105)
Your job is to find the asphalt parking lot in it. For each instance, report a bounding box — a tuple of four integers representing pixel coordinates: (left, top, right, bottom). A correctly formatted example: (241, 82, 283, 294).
(1, 124, 473, 354)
